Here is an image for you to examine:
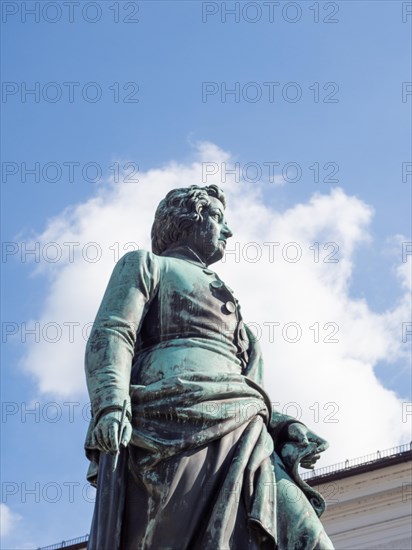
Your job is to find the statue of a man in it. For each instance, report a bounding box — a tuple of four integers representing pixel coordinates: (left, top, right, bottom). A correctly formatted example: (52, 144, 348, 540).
(85, 185, 334, 550)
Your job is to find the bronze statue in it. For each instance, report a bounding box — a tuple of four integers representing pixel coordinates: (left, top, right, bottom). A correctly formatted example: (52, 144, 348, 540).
(85, 185, 334, 549)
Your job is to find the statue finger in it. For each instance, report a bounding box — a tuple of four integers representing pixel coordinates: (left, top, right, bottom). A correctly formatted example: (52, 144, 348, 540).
(93, 425, 104, 449)
(108, 422, 119, 453)
(121, 423, 132, 447)
(95, 425, 111, 454)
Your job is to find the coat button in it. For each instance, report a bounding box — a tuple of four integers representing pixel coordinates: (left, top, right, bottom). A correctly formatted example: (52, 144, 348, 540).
(203, 269, 214, 275)
(225, 301, 236, 313)
(210, 280, 223, 289)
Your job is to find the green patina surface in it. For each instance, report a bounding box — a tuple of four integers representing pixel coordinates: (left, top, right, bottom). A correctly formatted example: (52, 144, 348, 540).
(85, 186, 334, 550)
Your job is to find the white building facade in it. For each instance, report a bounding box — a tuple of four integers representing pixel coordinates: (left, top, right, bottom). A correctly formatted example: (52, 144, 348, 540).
(305, 444, 412, 550)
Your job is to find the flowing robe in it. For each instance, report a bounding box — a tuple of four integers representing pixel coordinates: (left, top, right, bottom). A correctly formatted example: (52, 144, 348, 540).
(85, 248, 333, 550)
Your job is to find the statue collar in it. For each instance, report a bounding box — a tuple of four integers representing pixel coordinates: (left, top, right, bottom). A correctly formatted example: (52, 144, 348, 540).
(161, 246, 208, 268)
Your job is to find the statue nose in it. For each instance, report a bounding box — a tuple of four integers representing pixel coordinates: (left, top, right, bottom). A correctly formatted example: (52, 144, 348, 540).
(223, 225, 233, 238)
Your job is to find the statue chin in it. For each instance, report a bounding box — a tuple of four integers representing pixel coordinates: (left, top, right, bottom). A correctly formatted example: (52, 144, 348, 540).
(207, 248, 225, 266)
(212, 241, 227, 263)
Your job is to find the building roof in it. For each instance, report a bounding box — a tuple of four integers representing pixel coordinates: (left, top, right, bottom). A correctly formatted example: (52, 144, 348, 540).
(303, 443, 412, 486)
(37, 534, 89, 550)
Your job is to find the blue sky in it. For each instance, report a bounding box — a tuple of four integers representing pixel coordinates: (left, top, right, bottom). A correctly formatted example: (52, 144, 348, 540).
(1, 1, 411, 548)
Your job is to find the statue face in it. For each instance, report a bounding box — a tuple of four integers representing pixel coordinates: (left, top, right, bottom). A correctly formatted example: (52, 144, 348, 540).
(184, 197, 233, 266)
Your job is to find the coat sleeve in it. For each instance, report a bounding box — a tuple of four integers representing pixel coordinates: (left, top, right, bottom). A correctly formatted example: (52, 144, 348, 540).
(85, 250, 160, 424)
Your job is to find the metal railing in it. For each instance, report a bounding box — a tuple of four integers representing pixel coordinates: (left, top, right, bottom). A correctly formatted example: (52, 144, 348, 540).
(301, 442, 412, 481)
(37, 534, 89, 550)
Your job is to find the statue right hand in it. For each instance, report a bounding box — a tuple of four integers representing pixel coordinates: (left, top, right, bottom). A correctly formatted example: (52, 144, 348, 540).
(92, 411, 132, 454)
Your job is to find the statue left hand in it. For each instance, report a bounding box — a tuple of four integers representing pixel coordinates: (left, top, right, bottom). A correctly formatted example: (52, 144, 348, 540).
(286, 423, 329, 470)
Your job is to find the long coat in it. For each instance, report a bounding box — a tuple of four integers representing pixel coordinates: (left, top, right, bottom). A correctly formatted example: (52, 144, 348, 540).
(84, 247, 331, 550)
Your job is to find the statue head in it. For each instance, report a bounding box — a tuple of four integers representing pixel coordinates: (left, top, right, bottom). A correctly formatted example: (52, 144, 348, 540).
(151, 185, 233, 266)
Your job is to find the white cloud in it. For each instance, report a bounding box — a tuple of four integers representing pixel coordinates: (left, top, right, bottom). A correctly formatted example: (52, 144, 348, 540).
(0, 504, 22, 538)
(19, 142, 411, 465)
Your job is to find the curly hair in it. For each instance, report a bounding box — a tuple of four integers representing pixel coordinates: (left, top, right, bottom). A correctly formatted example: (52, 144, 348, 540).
(151, 185, 226, 255)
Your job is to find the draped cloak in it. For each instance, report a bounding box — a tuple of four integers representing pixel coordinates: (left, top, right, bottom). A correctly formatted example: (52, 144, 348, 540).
(84, 248, 332, 550)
